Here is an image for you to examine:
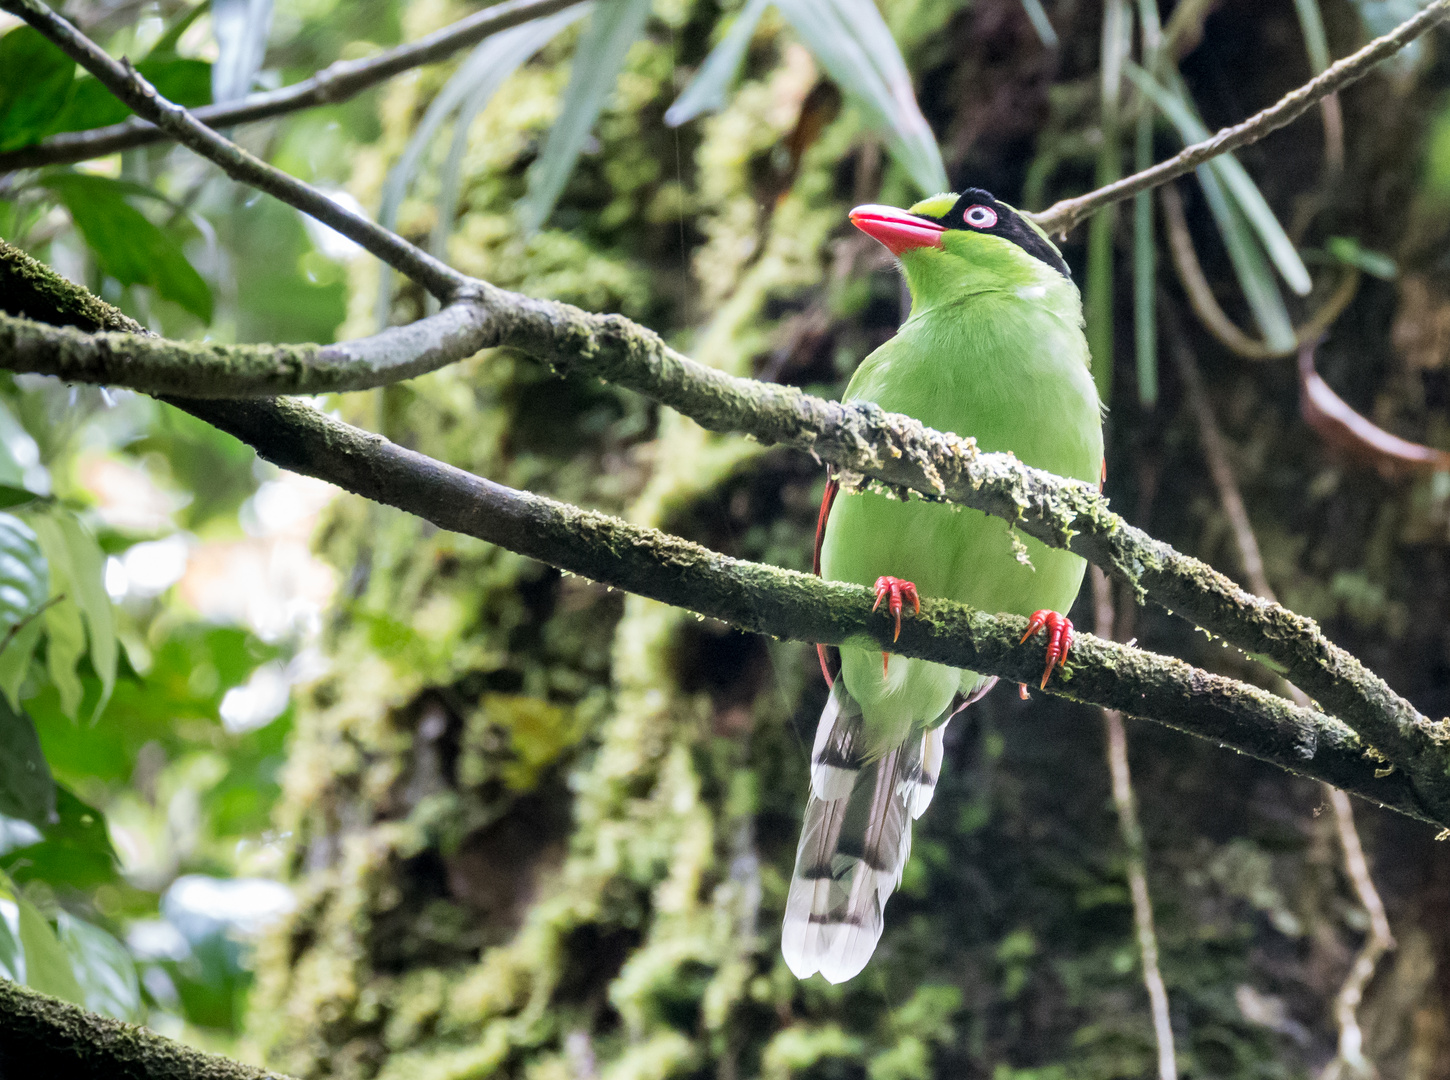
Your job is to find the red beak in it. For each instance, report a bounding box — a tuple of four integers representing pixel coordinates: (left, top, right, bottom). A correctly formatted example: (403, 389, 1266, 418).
(849, 204, 945, 255)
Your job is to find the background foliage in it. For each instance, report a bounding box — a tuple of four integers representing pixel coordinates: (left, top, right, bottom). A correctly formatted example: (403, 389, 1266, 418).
(6, 0, 1450, 1077)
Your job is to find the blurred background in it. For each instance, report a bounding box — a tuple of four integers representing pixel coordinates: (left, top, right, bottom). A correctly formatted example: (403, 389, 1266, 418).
(6, 0, 1450, 1076)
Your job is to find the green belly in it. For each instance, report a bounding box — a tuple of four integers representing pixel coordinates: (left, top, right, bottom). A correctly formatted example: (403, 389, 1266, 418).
(818, 292, 1101, 751)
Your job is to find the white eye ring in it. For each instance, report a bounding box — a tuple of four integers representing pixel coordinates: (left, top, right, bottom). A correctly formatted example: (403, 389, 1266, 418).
(964, 205, 997, 228)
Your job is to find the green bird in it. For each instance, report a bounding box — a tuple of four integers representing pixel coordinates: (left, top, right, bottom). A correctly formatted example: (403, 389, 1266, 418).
(783, 189, 1104, 983)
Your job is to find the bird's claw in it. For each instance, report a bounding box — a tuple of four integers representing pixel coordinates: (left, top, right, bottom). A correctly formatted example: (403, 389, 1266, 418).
(872, 576, 920, 642)
(1020, 610, 1072, 689)
(873, 576, 920, 676)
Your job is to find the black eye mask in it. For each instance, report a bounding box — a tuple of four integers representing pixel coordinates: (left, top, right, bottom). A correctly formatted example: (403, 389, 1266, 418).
(913, 188, 1072, 281)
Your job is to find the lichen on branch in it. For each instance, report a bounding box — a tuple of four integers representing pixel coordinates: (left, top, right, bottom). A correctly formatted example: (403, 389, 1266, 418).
(0, 978, 297, 1080)
(8, 264, 1446, 821)
(0, 240, 1432, 825)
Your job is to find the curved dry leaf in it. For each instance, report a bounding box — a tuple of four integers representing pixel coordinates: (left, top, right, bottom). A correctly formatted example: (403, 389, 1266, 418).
(1298, 343, 1450, 476)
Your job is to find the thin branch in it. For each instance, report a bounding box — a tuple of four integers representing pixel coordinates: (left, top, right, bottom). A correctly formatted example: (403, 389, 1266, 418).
(0, 0, 469, 300)
(0, 977, 298, 1079)
(0, 0, 586, 172)
(2, 235, 1448, 823)
(1032, 0, 1450, 235)
(1166, 314, 1397, 1080)
(1319, 785, 1395, 1080)
(1093, 567, 1177, 1080)
(0, 302, 496, 396)
(1160, 183, 1358, 360)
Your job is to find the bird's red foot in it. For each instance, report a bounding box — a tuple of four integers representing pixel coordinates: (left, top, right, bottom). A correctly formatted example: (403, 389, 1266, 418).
(873, 576, 920, 642)
(1020, 610, 1073, 689)
(873, 576, 920, 676)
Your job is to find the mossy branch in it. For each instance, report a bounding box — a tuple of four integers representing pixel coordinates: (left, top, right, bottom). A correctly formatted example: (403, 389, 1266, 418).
(177, 393, 1434, 825)
(4, 239, 1446, 822)
(2, 0, 1447, 816)
(0, 239, 1434, 827)
(0, 302, 496, 396)
(0, 978, 297, 1079)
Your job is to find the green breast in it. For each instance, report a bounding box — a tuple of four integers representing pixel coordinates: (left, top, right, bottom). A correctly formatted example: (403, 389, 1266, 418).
(819, 288, 1102, 737)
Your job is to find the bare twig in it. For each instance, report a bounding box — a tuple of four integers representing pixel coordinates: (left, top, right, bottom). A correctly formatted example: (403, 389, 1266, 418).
(0, 594, 63, 659)
(1032, 0, 1450, 235)
(1165, 311, 1396, 1079)
(0, 302, 498, 396)
(0, 0, 470, 300)
(0, 0, 585, 172)
(1092, 567, 1177, 1080)
(1160, 184, 1358, 360)
(1319, 786, 1395, 1080)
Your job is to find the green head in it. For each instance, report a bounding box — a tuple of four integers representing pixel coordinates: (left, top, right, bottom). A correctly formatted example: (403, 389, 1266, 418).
(850, 189, 1074, 312)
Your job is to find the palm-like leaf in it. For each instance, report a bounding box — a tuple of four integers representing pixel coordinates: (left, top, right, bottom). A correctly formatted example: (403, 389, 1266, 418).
(517, 0, 654, 232)
(377, 4, 593, 326)
(1128, 64, 1311, 297)
(665, 0, 772, 126)
(669, 0, 947, 195)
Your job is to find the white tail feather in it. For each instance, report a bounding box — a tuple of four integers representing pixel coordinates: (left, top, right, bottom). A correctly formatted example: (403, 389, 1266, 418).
(908, 725, 946, 819)
(810, 683, 861, 800)
(784, 685, 939, 984)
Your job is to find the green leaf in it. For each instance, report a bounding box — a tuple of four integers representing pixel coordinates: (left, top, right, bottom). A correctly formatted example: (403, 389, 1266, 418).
(30, 512, 116, 720)
(46, 59, 213, 138)
(40, 173, 213, 321)
(1126, 64, 1312, 297)
(1326, 236, 1398, 280)
(146, 1, 212, 60)
(0, 903, 21, 982)
(774, 0, 948, 195)
(517, 0, 654, 233)
(211, 0, 274, 103)
(0, 27, 75, 153)
(56, 913, 141, 1022)
(0, 620, 43, 714)
(1292, 0, 1331, 73)
(665, 0, 771, 126)
(0, 399, 47, 509)
(2, 786, 119, 891)
(378, 7, 592, 323)
(1196, 163, 1296, 351)
(135, 405, 257, 530)
(0, 436, 29, 502)
(1133, 111, 1157, 406)
(44, 597, 86, 721)
(0, 698, 55, 828)
(0, 514, 49, 629)
(431, 7, 594, 262)
(1019, 0, 1059, 49)
(3, 873, 84, 1006)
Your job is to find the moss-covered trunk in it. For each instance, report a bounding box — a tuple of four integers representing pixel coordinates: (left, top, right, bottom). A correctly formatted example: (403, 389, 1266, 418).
(247, 1, 1450, 1076)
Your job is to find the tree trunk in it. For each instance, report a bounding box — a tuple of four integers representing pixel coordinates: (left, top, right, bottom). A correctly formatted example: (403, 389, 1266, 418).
(248, 0, 1450, 1076)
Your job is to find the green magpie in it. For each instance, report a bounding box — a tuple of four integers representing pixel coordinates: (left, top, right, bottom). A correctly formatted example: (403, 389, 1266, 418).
(783, 189, 1105, 983)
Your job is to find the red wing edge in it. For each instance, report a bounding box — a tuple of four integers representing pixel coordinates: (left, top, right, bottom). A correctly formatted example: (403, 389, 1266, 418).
(814, 474, 841, 686)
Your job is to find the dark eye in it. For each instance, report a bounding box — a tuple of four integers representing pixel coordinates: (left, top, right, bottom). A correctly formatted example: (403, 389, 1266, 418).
(963, 204, 997, 228)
